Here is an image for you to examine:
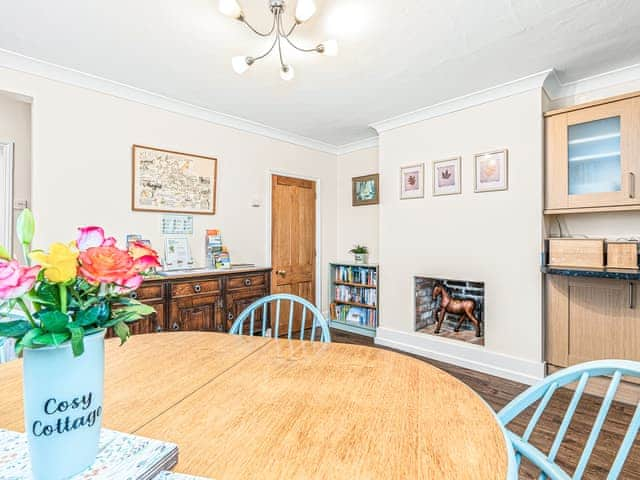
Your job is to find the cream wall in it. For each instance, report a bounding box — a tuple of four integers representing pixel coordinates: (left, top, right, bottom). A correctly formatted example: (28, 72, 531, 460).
(375, 89, 545, 383)
(336, 147, 379, 262)
(0, 67, 338, 310)
(0, 92, 31, 257)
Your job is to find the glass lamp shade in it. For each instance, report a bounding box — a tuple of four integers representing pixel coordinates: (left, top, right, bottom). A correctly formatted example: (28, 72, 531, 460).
(219, 0, 242, 19)
(320, 39, 338, 56)
(295, 0, 316, 23)
(280, 65, 295, 81)
(232, 56, 251, 74)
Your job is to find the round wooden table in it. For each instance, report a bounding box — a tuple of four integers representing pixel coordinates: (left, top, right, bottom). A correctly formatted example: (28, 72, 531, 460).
(0, 333, 510, 479)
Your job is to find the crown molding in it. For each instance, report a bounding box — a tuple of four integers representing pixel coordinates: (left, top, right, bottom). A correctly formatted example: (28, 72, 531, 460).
(0, 48, 343, 155)
(335, 136, 379, 156)
(370, 69, 553, 134)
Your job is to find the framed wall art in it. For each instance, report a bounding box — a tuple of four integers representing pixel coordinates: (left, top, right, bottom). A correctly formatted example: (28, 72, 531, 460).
(132, 145, 217, 214)
(433, 157, 461, 196)
(352, 174, 379, 206)
(474, 149, 508, 193)
(400, 163, 425, 199)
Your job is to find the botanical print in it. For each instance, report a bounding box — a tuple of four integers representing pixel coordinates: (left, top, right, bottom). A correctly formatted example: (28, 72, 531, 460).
(433, 157, 461, 196)
(474, 149, 508, 192)
(400, 163, 425, 199)
(352, 174, 379, 206)
(132, 145, 217, 214)
(415, 277, 484, 346)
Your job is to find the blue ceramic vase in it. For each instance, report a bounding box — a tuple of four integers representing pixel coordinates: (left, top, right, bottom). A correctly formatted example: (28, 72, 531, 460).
(23, 330, 105, 479)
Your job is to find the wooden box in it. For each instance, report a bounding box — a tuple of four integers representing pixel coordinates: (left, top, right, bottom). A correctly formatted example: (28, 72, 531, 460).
(607, 241, 639, 269)
(548, 238, 605, 268)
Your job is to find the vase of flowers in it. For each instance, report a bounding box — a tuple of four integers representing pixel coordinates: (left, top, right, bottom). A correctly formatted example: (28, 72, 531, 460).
(349, 245, 369, 265)
(0, 210, 160, 479)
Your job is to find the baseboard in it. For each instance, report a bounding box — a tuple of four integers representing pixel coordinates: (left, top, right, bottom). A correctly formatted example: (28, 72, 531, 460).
(374, 327, 544, 385)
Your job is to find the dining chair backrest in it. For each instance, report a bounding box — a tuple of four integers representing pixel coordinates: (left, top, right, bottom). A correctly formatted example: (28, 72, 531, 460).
(228, 293, 331, 343)
(498, 360, 640, 480)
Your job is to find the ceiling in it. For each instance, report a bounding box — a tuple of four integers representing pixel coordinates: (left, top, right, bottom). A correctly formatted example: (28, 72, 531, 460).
(1, 0, 640, 147)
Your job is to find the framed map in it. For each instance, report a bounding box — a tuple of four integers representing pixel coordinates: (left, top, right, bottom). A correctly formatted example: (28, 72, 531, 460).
(132, 145, 217, 214)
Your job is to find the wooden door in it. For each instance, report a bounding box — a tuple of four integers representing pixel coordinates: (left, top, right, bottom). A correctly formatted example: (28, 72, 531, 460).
(271, 175, 316, 335)
(168, 296, 224, 332)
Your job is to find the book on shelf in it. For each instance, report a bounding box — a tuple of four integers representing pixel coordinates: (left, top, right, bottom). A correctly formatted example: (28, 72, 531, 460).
(331, 302, 377, 328)
(334, 285, 376, 306)
(334, 265, 377, 286)
(0, 428, 179, 480)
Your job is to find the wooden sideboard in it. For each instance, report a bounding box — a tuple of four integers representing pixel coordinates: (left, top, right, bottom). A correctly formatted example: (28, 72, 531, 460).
(109, 267, 271, 336)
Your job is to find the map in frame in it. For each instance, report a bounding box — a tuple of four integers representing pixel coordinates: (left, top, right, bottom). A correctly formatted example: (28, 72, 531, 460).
(132, 145, 217, 215)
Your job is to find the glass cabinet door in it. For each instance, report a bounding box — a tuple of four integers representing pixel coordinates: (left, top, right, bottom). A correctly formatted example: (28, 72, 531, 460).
(568, 116, 621, 196)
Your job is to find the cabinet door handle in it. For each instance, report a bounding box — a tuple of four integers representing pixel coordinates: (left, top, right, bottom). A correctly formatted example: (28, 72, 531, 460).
(129, 291, 138, 300)
(193, 284, 202, 293)
(629, 282, 635, 309)
(155, 325, 164, 333)
(228, 312, 235, 321)
(244, 278, 252, 287)
(630, 173, 636, 199)
(276, 270, 287, 276)
(171, 322, 180, 331)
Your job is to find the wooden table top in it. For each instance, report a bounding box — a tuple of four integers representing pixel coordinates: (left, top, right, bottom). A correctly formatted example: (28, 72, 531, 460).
(0, 333, 509, 479)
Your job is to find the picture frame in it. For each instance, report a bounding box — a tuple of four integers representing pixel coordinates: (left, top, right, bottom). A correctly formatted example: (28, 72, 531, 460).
(432, 157, 462, 196)
(132, 145, 217, 215)
(474, 149, 508, 193)
(400, 163, 425, 200)
(163, 237, 193, 270)
(352, 174, 380, 206)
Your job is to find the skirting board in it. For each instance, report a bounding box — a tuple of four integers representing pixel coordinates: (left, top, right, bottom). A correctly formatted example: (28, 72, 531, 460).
(374, 327, 545, 385)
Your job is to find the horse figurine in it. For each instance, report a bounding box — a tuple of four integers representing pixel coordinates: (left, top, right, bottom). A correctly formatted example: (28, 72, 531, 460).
(432, 283, 482, 337)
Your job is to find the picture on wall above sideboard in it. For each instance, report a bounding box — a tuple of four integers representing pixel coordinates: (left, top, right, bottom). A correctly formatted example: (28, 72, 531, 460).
(352, 173, 379, 206)
(474, 149, 508, 193)
(415, 276, 485, 346)
(132, 145, 218, 214)
(433, 157, 461, 196)
(400, 163, 425, 199)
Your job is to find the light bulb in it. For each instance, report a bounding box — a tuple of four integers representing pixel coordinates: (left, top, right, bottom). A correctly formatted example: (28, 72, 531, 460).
(280, 65, 295, 81)
(319, 39, 338, 56)
(232, 56, 251, 74)
(295, 0, 316, 23)
(219, 0, 242, 19)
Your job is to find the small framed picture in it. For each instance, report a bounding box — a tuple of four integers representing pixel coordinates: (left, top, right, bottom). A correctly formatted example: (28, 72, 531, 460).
(400, 163, 425, 199)
(474, 149, 508, 193)
(164, 237, 192, 269)
(433, 157, 461, 196)
(352, 174, 379, 206)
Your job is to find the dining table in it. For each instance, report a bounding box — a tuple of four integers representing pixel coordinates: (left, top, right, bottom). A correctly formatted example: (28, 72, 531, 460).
(0, 332, 511, 479)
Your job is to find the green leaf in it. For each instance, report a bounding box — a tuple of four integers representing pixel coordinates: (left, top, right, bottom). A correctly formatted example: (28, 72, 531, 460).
(68, 325, 85, 357)
(117, 304, 155, 316)
(15, 327, 44, 355)
(0, 320, 32, 338)
(102, 311, 140, 328)
(113, 321, 130, 346)
(33, 332, 70, 346)
(38, 310, 70, 333)
(75, 305, 102, 327)
(0, 245, 10, 260)
(31, 283, 59, 307)
(16, 209, 35, 246)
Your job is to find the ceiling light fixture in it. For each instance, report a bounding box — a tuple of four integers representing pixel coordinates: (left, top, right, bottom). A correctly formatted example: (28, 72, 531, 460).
(221, 0, 338, 81)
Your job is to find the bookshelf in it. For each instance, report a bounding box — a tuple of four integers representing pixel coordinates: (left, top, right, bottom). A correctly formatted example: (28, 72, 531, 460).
(329, 262, 379, 337)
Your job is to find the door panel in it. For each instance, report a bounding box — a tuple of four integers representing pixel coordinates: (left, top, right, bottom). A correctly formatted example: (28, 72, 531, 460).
(271, 175, 316, 335)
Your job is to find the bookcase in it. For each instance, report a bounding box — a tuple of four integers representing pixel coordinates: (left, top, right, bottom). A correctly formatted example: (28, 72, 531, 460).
(329, 262, 379, 337)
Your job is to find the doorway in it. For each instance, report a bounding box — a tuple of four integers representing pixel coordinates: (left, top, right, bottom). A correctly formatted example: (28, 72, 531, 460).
(270, 174, 317, 334)
(0, 142, 13, 254)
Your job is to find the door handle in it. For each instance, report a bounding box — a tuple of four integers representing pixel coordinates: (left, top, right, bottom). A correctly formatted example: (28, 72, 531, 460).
(276, 270, 287, 276)
(630, 173, 636, 199)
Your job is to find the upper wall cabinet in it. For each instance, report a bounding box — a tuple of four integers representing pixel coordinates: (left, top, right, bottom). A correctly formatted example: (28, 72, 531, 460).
(545, 94, 640, 213)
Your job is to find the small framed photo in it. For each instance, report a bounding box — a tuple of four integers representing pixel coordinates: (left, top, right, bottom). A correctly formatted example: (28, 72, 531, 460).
(352, 174, 379, 206)
(433, 157, 461, 196)
(164, 237, 192, 269)
(400, 163, 425, 199)
(474, 149, 508, 193)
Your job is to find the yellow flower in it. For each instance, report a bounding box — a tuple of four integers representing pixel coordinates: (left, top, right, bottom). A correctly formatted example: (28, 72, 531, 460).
(30, 242, 79, 283)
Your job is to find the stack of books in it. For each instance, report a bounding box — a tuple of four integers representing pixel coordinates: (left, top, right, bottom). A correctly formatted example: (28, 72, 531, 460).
(332, 304, 377, 328)
(334, 285, 376, 306)
(0, 428, 179, 479)
(334, 265, 377, 286)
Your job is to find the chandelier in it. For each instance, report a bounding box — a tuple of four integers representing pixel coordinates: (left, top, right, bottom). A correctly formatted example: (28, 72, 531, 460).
(219, 0, 338, 81)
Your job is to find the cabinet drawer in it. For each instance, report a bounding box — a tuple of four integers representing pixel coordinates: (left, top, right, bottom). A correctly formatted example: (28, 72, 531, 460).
(129, 283, 164, 302)
(171, 279, 221, 298)
(227, 274, 266, 291)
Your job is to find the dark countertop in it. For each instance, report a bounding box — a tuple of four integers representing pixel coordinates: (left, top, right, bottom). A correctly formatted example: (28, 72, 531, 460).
(541, 265, 640, 280)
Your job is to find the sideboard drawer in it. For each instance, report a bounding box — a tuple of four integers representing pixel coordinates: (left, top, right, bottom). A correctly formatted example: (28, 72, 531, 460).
(227, 274, 266, 291)
(171, 279, 221, 298)
(129, 283, 164, 302)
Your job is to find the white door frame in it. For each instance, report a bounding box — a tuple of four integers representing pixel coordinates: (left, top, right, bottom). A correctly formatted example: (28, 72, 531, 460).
(0, 141, 14, 253)
(265, 169, 322, 306)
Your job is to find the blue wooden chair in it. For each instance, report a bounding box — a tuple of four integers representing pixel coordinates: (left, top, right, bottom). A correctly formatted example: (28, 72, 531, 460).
(229, 293, 331, 343)
(498, 360, 640, 479)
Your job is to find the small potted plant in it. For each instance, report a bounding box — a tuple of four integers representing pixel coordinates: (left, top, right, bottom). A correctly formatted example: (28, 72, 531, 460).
(349, 245, 369, 265)
(0, 210, 160, 479)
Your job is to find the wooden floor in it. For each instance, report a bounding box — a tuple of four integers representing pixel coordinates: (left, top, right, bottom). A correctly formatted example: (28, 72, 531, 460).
(330, 329, 640, 479)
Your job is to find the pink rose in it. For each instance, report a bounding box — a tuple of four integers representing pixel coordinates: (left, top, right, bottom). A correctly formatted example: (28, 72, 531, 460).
(77, 226, 117, 251)
(0, 260, 40, 300)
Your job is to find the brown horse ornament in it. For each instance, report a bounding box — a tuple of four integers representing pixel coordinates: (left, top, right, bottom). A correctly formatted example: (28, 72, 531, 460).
(432, 283, 482, 337)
